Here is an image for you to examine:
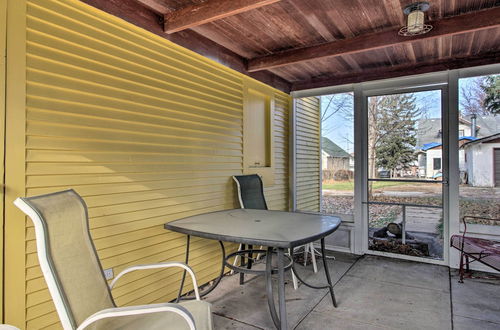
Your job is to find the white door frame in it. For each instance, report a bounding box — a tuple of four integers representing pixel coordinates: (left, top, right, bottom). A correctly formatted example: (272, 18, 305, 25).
(291, 63, 500, 267)
(359, 83, 450, 266)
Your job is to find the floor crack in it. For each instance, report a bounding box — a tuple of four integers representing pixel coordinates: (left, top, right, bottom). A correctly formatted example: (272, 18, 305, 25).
(293, 254, 363, 329)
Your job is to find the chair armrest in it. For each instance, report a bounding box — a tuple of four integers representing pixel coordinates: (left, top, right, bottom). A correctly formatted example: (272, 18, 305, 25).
(109, 262, 200, 300)
(76, 303, 195, 330)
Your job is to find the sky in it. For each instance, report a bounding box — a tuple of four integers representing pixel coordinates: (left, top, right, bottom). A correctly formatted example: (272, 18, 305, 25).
(320, 76, 485, 154)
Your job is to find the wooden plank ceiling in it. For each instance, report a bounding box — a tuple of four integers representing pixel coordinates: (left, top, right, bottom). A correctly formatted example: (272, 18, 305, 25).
(82, 0, 500, 92)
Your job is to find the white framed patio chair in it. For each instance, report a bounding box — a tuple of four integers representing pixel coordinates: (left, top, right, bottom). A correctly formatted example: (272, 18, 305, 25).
(14, 189, 212, 330)
(232, 174, 318, 290)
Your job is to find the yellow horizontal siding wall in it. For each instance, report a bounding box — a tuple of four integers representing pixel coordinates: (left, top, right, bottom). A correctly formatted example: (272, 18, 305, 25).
(295, 97, 321, 212)
(19, 0, 291, 328)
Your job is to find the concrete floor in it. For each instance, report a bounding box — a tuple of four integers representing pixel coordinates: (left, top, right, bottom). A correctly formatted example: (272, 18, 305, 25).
(204, 253, 500, 329)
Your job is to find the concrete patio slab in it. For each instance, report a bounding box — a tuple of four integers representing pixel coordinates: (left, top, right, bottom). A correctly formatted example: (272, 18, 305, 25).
(291, 251, 358, 288)
(453, 316, 500, 330)
(450, 270, 500, 326)
(346, 255, 450, 292)
(296, 311, 392, 330)
(202, 253, 500, 330)
(213, 314, 262, 330)
(206, 252, 357, 329)
(307, 272, 451, 329)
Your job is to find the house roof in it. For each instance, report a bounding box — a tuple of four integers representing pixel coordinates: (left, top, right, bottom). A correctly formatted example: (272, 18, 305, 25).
(417, 115, 500, 149)
(471, 115, 500, 137)
(422, 142, 442, 151)
(423, 137, 477, 151)
(322, 137, 350, 158)
(417, 119, 443, 149)
(462, 133, 500, 147)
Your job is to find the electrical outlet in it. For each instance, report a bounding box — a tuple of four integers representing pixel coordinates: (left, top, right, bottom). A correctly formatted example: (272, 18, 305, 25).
(103, 268, 114, 280)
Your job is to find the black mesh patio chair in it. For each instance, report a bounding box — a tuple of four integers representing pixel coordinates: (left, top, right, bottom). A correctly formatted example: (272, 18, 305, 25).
(233, 174, 268, 210)
(232, 174, 301, 289)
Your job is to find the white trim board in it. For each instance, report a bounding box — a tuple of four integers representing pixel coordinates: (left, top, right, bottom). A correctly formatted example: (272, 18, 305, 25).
(291, 63, 500, 98)
(291, 64, 500, 267)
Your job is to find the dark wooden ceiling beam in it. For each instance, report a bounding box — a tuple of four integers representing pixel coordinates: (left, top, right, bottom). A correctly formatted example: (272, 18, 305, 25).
(80, 0, 291, 93)
(133, 0, 172, 14)
(164, 0, 281, 34)
(291, 53, 500, 91)
(249, 7, 500, 72)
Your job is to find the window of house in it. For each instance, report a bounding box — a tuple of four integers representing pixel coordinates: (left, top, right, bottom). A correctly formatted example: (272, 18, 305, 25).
(433, 158, 441, 170)
(459, 129, 465, 137)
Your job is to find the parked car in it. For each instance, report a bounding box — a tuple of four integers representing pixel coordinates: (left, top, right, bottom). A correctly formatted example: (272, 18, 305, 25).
(433, 171, 443, 180)
(378, 170, 390, 178)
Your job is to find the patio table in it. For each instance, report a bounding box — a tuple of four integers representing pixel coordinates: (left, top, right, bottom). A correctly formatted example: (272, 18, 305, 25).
(164, 208, 342, 330)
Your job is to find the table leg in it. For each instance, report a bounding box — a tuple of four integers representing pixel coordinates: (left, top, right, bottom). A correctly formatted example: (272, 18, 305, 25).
(177, 237, 226, 301)
(176, 235, 190, 302)
(277, 248, 288, 330)
(265, 246, 280, 328)
(247, 244, 253, 271)
(198, 241, 226, 297)
(321, 238, 337, 307)
(240, 243, 246, 285)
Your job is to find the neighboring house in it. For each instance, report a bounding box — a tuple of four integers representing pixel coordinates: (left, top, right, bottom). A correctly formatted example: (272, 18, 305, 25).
(417, 117, 471, 178)
(417, 115, 500, 148)
(321, 137, 351, 171)
(418, 137, 476, 179)
(416, 115, 499, 182)
(418, 142, 441, 179)
(462, 133, 500, 187)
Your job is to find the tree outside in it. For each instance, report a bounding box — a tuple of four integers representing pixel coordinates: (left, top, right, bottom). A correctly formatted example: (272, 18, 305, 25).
(482, 75, 500, 114)
(460, 75, 499, 115)
(369, 94, 420, 180)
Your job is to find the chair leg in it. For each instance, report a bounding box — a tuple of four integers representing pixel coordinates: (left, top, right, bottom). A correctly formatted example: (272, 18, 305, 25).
(291, 269, 299, 290)
(231, 243, 242, 275)
(458, 252, 465, 283)
(303, 245, 308, 266)
(288, 248, 298, 290)
(310, 243, 318, 273)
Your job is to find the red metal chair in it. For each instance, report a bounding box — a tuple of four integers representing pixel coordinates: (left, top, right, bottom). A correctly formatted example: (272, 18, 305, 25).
(450, 216, 500, 282)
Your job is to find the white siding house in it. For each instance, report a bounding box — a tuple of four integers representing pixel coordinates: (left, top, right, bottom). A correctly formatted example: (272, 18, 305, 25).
(417, 115, 500, 181)
(321, 137, 351, 171)
(426, 148, 442, 179)
(321, 150, 329, 170)
(463, 134, 500, 187)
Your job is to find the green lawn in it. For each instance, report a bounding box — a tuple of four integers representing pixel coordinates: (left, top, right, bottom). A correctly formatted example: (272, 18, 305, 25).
(323, 180, 412, 191)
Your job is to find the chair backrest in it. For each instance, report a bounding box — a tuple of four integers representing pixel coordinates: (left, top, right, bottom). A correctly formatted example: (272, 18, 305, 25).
(14, 190, 114, 329)
(232, 174, 268, 210)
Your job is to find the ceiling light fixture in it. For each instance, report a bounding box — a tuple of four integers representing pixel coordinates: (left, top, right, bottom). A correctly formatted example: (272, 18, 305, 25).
(399, 2, 433, 36)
